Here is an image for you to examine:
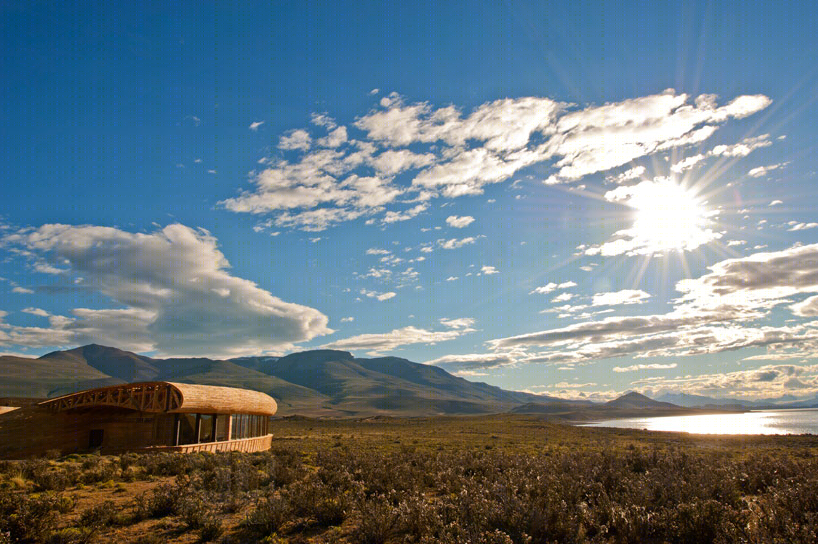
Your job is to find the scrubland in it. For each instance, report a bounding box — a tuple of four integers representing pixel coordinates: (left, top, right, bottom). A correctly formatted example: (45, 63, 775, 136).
(2, 414, 818, 543)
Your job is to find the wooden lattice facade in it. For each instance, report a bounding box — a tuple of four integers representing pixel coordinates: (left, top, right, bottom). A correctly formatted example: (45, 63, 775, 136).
(0, 382, 277, 459)
(42, 382, 181, 414)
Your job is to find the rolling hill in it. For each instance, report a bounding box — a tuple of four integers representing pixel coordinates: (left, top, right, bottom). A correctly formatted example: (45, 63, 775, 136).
(0, 344, 577, 416)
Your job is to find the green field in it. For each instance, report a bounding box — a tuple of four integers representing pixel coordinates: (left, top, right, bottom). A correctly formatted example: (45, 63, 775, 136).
(2, 415, 818, 543)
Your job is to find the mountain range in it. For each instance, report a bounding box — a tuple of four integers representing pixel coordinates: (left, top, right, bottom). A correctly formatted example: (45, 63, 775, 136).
(0, 344, 593, 417)
(4, 344, 808, 417)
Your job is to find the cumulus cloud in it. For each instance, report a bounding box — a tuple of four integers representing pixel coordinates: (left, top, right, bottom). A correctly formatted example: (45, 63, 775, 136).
(530, 281, 576, 295)
(360, 288, 396, 301)
(223, 91, 771, 231)
(424, 352, 517, 371)
(445, 215, 475, 228)
(480, 265, 499, 275)
(21, 307, 50, 317)
(748, 162, 784, 178)
(612, 363, 677, 372)
(489, 244, 818, 368)
(634, 364, 818, 400)
(439, 317, 476, 329)
(382, 204, 428, 224)
(370, 150, 435, 176)
(711, 134, 772, 157)
(278, 129, 312, 151)
(551, 292, 574, 303)
(791, 295, 818, 317)
(249, 121, 265, 131)
(438, 237, 476, 250)
(592, 289, 651, 306)
(322, 325, 470, 354)
(12, 286, 34, 294)
(788, 222, 818, 231)
(1, 224, 331, 356)
(317, 126, 348, 148)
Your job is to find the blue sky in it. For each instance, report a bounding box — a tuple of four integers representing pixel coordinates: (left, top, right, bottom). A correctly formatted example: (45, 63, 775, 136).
(3, 1, 818, 401)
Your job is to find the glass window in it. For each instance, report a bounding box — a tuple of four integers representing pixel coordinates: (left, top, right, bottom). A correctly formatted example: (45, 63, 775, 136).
(199, 414, 214, 443)
(215, 415, 229, 442)
(230, 414, 238, 439)
(176, 413, 198, 445)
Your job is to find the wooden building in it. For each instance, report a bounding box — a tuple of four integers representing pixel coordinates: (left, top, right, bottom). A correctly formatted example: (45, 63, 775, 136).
(0, 382, 278, 459)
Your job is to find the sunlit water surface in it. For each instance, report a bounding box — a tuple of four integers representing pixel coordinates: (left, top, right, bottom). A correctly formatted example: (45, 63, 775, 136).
(581, 409, 818, 435)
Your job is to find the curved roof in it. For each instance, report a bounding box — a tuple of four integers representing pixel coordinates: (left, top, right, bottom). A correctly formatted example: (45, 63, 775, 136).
(39, 381, 277, 416)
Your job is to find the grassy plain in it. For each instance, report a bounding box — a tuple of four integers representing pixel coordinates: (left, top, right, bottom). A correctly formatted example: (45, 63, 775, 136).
(2, 414, 818, 543)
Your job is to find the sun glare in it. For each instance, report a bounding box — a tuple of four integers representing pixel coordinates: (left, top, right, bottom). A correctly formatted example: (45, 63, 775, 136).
(627, 179, 713, 254)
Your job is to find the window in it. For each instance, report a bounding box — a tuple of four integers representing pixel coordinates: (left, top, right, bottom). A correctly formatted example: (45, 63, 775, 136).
(176, 414, 198, 445)
(199, 414, 214, 443)
(215, 415, 229, 441)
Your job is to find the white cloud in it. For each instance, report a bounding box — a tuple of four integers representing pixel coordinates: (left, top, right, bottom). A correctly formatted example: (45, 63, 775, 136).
(480, 265, 499, 275)
(439, 237, 476, 250)
(791, 296, 818, 317)
(634, 364, 818, 400)
(223, 91, 770, 231)
(445, 276, 458, 282)
(748, 162, 784, 178)
(670, 154, 706, 173)
(788, 222, 818, 231)
(340, 316, 355, 323)
(439, 317, 476, 329)
(769, 200, 783, 206)
(278, 129, 312, 151)
(2, 224, 331, 356)
(489, 244, 818, 368)
(711, 134, 772, 157)
(606, 165, 646, 183)
(382, 204, 428, 224)
(317, 126, 348, 148)
(530, 281, 576, 295)
(21, 307, 49, 317)
(551, 292, 574, 303)
(592, 289, 651, 306)
(249, 121, 265, 131)
(12, 286, 34, 294)
(360, 288, 396, 301)
(424, 352, 517, 371)
(370, 149, 435, 176)
(445, 215, 475, 228)
(322, 325, 468, 354)
(612, 363, 677, 373)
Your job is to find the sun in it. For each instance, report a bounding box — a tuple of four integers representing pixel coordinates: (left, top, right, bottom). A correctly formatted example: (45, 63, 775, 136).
(625, 178, 716, 254)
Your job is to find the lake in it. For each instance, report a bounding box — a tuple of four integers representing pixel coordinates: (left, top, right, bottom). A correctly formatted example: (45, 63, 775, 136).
(581, 408, 818, 435)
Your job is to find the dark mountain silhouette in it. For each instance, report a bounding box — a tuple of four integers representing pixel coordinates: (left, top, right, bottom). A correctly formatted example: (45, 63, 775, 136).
(605, 391, 678, 410)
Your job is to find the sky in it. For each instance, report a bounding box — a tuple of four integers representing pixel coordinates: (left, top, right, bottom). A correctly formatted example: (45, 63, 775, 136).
(2, 1, 818, 402)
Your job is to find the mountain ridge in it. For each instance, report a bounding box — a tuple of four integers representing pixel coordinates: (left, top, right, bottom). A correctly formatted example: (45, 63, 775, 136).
(1, 344, 749, 418)
(1, 345, 571, 416)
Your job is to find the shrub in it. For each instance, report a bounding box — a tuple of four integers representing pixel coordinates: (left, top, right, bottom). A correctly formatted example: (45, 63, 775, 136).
(45, 527, 96, 544)
(242, 493, 292, 536)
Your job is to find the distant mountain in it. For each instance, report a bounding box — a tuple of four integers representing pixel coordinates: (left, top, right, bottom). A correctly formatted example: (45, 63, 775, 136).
(0, 344, 570, 417)
(656, 391, 818, 410)
(605, 391, 678, 410)
(656, 392, 748, 409)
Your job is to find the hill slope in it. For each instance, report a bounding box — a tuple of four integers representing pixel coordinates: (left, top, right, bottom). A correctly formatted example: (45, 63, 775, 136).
(0, 345, 692, 417)
(605, 391, 678, 410)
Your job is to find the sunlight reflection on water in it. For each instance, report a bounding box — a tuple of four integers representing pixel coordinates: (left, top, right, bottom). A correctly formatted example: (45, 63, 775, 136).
(581, 409, 818, 435)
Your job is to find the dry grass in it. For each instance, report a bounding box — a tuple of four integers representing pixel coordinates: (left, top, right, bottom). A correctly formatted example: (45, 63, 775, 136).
(1, 414, 818, 543)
